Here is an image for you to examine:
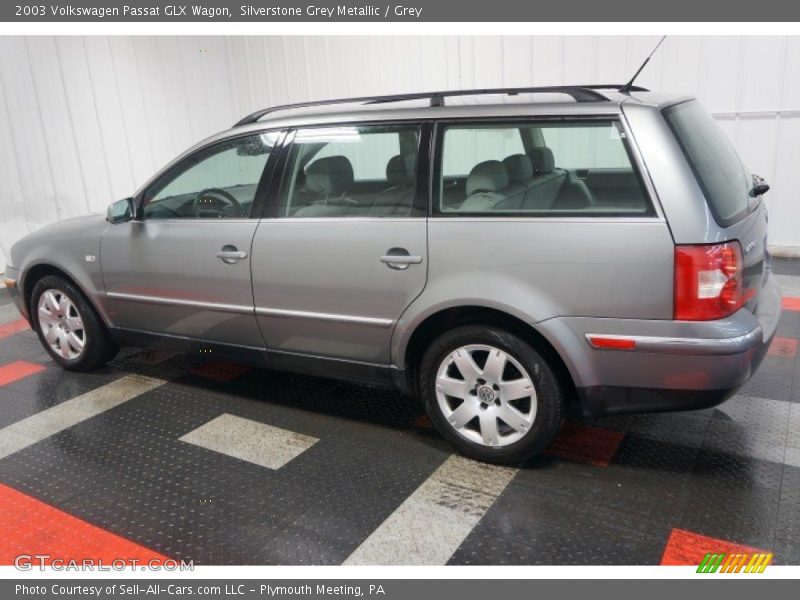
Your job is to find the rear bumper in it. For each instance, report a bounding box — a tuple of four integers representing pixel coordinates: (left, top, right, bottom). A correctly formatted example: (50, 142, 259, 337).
(537, 271, 782, 418)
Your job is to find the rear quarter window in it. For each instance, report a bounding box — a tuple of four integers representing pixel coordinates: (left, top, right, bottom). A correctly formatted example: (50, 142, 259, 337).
(663, 100, 751, 227)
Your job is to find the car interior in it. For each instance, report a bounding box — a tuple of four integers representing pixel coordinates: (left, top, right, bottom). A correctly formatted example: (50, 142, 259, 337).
(142, 133, 275, 220)
(281, 127, 421, 217)
(141, 122, 651, 220)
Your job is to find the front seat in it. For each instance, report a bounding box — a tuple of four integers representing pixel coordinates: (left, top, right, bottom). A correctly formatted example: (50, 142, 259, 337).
(293, 155, 355, 217)
(459, 160, 509, 212)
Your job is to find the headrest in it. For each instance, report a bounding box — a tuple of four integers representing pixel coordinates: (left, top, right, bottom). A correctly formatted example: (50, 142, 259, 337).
(503, 154, 534, 182)
(386, 154, 416, 187)
(466, 160, 509, 196)
(305, 156, 354, 195)
(530, 147, 555, 174)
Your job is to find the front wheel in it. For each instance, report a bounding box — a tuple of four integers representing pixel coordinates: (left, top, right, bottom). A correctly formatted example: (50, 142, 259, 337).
(419, 325, 564, 465)
(30, 275, 118, 371)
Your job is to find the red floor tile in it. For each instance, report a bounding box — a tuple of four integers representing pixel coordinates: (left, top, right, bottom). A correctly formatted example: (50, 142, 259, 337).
(0, 318, 29, 340)
(660, 528, 769, 566)
(782, 296, 800, 311)
(189, 361, 251, 382)
(0, 360, 46, 386)
(0, 483, 167, 565)
(768, 336, 798, 358)
(545, 422, 624, 467)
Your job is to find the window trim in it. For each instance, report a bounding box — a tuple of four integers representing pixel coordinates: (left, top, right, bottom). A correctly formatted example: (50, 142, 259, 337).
(262, 120, 432, 220)
(134, 129, 287, 221)
(430, 116, 658, 219)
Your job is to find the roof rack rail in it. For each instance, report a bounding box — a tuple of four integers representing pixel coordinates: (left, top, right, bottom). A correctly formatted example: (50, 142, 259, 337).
(233, 84, 650, 127)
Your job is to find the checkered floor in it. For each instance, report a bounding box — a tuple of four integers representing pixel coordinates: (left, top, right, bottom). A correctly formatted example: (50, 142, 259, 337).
(0, 259, 799, 566)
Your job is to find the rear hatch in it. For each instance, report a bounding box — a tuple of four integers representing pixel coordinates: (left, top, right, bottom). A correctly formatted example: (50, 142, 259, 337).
(663, 100, 769, 313)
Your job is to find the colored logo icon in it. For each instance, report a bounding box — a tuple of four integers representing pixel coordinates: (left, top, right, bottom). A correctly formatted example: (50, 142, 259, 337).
(697, 552, 772, 573)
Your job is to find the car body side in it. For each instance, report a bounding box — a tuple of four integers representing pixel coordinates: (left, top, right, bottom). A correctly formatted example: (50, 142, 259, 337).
(5, 93, 781, 418)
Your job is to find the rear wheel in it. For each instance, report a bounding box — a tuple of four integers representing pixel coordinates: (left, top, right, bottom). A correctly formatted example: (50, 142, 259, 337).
(419, 325, 564, 464)
(30, 275, 118, 371)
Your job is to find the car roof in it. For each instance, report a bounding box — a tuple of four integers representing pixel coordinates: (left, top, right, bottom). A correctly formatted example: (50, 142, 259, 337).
(185, 88, 695, 163)
(135, 87, 694, 198)
(230, 87, 693, 130)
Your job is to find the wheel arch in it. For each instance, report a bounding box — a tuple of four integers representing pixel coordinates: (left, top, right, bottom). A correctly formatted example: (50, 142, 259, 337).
(400, 305, 576, 402)
(22, 263, 108, 326)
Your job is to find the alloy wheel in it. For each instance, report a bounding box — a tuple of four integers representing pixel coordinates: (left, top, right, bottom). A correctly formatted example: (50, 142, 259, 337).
(37, 288, 86, 360)
(435, 344, 537, 447)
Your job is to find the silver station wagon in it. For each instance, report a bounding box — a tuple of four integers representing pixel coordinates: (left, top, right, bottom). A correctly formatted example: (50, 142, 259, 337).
(4, 85, 781, 464)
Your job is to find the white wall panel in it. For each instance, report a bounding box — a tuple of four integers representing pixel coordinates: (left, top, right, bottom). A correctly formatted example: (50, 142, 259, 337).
(1, 35, 800, 271)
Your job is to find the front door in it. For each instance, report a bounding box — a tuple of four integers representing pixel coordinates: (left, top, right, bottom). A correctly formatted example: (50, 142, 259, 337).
(101, 131, 283, 348)
(251, 123, 429, 365)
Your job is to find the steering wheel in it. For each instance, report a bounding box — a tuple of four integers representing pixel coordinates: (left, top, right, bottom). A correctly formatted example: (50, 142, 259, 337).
(192, 188, 243, 218)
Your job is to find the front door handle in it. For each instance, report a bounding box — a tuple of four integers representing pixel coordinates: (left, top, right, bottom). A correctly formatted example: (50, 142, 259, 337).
(380, 248, 422, 271)
(216, 245, 248, 264)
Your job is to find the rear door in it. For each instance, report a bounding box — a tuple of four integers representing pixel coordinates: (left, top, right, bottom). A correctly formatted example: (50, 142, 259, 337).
(251, 122, 430, 365)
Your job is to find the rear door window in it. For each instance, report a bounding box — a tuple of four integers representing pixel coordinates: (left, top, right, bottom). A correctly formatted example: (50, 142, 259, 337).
(435, 120, 652, 216)
(663, 100, 751, 227)
(278, 124, 422, 218)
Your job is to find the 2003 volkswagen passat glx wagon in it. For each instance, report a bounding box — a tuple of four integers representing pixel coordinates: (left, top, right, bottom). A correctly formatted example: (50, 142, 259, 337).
(4, 86, 782, 464)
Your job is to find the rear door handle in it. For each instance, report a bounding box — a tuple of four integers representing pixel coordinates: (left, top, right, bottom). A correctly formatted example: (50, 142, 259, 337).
(380, 248, 422, 270)
(216, 245, 248, 264)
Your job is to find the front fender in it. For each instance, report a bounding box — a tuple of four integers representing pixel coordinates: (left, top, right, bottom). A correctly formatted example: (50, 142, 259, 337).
(10, 215, 110, 323)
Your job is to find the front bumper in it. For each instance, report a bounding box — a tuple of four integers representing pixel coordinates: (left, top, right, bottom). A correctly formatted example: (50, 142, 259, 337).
(3, 265, 27, 321)
(537, 271, 782, 418)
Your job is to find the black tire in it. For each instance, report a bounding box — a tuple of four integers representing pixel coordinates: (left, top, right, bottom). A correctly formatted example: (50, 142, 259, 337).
(30, 275, 118, 372)
(419, 325, 564, 465)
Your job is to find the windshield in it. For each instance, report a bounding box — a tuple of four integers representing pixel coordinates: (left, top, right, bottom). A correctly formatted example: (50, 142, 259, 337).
(663, 100, 751, 227)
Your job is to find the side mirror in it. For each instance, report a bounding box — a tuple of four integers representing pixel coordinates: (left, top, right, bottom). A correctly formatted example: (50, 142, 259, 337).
(106, 197, 135, 224)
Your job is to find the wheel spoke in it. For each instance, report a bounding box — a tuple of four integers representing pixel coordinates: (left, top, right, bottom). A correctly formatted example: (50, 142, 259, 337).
(44, 325, 59, 344)
(57, 330, 71, 359)
(479, 413, 500, 446)
(452, 349, 481, 382)
(499, 377, 534, 401)
(58, 295, 71, 315)
(66, 315, 83, 331)
(481, 349, 506, 382)
(67, 332, 85, 352)
(436, 375, 471, 400)
(497, 404, 531, 433)
(38, 306, 57, 327)
(448, 398, 479, 429)
(45, 291, 60, 313)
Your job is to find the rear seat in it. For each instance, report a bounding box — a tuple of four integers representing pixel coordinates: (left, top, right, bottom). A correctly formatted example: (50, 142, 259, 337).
(517, 147, 593, 211)
(498, 154, 534, 210)
(460, 160, 509, 212)
(367, 154, 416, 216)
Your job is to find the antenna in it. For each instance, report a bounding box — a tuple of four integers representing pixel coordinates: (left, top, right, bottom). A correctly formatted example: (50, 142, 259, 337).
(619, 35, 667, 95)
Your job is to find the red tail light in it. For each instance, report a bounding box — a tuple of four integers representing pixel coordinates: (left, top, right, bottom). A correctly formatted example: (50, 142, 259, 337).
(674, 242, 744, 320)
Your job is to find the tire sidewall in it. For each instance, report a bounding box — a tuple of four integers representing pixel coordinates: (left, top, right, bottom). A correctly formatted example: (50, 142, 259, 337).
(420, 325, 563, 464)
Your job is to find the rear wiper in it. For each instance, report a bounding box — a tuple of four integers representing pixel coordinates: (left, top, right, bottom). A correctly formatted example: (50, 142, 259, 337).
(749, 173, 770, 198)
(748, 174, 769, 213)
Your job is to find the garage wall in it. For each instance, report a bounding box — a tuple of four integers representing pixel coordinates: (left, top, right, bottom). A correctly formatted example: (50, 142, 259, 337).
(1, 35, 799, 270)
